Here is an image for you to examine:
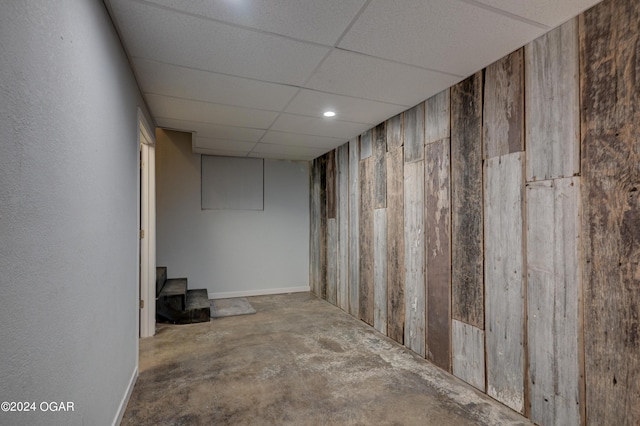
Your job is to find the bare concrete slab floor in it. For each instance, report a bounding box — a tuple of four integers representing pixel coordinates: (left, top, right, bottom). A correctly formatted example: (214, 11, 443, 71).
(122, 293, 532, 426)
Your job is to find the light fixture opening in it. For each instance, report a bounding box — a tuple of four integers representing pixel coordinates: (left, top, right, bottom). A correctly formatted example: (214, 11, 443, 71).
(323, 111, 336, 117)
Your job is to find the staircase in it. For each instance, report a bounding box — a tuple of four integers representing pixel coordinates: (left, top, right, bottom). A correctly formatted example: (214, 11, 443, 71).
(156, 267, 210, 324)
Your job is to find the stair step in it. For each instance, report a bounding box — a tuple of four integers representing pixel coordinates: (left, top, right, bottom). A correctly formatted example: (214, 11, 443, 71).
(180, 289, 211, 324)
(159, 278, 187, 298)
(186, 289, 210, 310)
(156, 267, 167, 297)
(157, 278, 187, 312)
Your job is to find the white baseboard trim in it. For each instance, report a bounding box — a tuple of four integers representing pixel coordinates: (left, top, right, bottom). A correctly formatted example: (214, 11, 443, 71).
(113, 366, 138, 426)
(209, 286, 310, 300)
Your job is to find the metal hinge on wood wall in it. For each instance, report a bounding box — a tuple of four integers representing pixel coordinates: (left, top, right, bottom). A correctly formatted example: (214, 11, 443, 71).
(140, 299, 144, 309)
(140, 229, 145, 239)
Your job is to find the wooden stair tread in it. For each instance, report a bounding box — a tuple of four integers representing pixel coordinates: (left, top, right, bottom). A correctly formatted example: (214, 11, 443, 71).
(159, 278, 187, 298)
(186, 289, 210, 310)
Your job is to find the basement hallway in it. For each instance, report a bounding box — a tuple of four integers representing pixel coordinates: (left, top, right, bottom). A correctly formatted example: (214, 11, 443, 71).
(122, 293, 531, 425)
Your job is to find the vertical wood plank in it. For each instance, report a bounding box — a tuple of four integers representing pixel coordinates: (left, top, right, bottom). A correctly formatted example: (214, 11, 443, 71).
(374, 122, 387, 209)
(310, 158, 320, 297)
(452, 319, 485, 392)
(525, 18, 580, 182)
(336, 143, 349, 311)
(484, 152, 525, 413)
(360, 129, 373, 160)
(404, 160, 425, 357)
(326, 150, 336, 219)
(451, 71, 484, 328)
(359, 157, 374, 326)
(425, 138, 452, 372)
(527, 177, 581, 426)
(404, 103, 425, 163)
(425, 89, 450, 144)
(374, 208, 387, 335)
(484, 48, 524, 158)
(348, 138, 360, 316)
(326, 218, 337, 305)
(386, 147, 405, 344)
(580, 1, 640, 424)
(319, 154, 328, 300)
(386, 113, 403, 150)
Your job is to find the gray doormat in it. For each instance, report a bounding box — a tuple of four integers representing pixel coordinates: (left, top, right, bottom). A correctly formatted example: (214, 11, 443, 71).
(210, 298, 256, 318)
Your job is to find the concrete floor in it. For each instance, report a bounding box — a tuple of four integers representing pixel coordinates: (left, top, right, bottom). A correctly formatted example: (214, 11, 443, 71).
(122, 293, 532, 425)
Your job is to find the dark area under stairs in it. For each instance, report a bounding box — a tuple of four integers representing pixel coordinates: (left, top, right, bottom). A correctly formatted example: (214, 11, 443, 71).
(156, 266, 210, 324)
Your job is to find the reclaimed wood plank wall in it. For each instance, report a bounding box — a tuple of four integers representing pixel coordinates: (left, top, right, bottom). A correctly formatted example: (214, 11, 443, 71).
(425, 89, 452, 372)
(580, 0, 640, 424)
(348, 137, 360, 316)
(308, 0, 639, 423)
(386, 129, 405, 344)
(526, 18, 583, 426)
(373, 123, 388, 335)
(451, 71, 484, 330)
(336, 143, 349, 312)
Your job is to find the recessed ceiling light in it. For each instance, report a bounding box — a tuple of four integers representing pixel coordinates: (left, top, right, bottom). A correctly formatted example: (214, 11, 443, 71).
(323, 111, 336, 117)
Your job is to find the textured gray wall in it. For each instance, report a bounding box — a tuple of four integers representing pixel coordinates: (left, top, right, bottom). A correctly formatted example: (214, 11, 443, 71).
(156, 130, 310, 297)
(0, 1, 149, 424)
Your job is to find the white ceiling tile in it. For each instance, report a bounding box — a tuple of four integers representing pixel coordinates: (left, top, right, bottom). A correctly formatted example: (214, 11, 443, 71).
(306, 49, 461, 106)
(192, 147, 250, 157)
(285, 89, 407, 125)
(107, 0, 599, 161)
(468, 0, 602, 28)
(133, 58, 298, 111)
(270, 113, 370, 140)
(109, 0, 329, 85)
(194, 137, 256, 152)
(147, 94, 278, 129)
(248, 152, 317, 161)
(144, 0, 367, 46)
(338, 0, 546, 77)
(252, 143, 328, 157)
(156, 117, 265, 142)
(261, 131, 346, 149)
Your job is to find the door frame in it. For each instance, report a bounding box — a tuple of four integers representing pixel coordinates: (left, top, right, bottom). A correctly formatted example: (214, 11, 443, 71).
(138, 109, 156, 338)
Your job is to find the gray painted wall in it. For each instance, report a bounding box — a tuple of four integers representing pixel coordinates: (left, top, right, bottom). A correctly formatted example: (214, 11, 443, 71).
(156, 130, 310, 297)
(0, 1, 150, 425)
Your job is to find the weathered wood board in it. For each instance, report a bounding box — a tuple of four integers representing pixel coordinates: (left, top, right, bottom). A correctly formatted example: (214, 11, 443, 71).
(386, 113, 403, 150)
(527, 177, 581, 426)
(360, 129, 373, 160)
(525, 18, 580, 182)
(404, 160, 425, 357)
(484, 152, 525, 413)
(318, 154, 328, 299)
(452, 319, 485, 392)
(326, 218, 337, 305)
(326, 150, 336, 219)
(484, 48, 524, 158)
(386, 146, 405, 344)
(310, 158, 321, 297)
(580, 1, 640, 424)
(359, 157, 374, 326)
(374, 122, 387, 209)
(348, 138, 360, 316)
(426, 89, 450, 144)
(451, 71, 484, 329)
(404, 103, 425, 163)
(336, 143, 349, 311)
(425, 138, 451, 372)
(374, 208, 387, 335)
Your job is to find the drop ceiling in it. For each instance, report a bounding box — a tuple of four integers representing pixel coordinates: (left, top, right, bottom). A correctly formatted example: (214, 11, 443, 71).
(106, 0, 601, 161)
